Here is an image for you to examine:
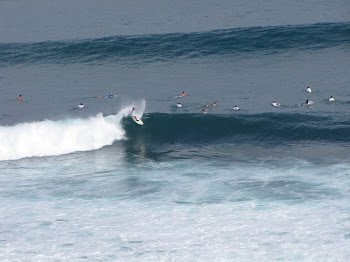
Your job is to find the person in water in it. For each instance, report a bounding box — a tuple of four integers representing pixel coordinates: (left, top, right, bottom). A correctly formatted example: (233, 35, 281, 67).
(108, 92, 116, 98)
(329, 96, 335, 102)
(201, 109, 207, 114)
(97, 92, 116, 98)
(180, 91, 188, 97)
(272, 101, 280, 107)
(176, 103, 182, 108)
(306, 87, 312, 93)
(18, 95, 22, 101)
(233, 105, 240, 110)
(305, 99, 314, 105)
(77, 103, 84, 109)
(205, 102, 217, 108)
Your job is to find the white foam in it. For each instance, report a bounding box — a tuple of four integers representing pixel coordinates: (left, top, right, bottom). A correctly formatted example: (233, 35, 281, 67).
(0, 159, 350, 261)
(0, 102, 145, 161)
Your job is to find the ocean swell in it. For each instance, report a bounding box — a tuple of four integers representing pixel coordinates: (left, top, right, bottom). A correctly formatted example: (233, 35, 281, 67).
(1, 22, 349, 66)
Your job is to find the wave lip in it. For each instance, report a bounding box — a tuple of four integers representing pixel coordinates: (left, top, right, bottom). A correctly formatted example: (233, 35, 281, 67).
(0, 113, 125, 161)
(1, 22, 349, 66)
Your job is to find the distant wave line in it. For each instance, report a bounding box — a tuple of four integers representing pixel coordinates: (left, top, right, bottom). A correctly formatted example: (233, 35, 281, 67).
(1, 22, 349, 66)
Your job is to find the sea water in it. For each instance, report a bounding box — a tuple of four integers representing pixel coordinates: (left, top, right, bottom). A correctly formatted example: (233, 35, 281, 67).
(1, 0, 350, 261)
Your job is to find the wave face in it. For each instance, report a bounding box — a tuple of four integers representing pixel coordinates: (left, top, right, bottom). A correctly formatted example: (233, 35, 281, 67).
(3, 111, 348, 161)
(1, 22, 349, 66)
(125, 113, 350, 144)
(0, 113, 126, 161)
(4, 112, 349, 161)
(120, 113, 350, 163)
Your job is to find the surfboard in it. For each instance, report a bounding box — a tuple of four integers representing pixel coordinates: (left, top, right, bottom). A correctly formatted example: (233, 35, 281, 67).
(132, 116, 144, 125)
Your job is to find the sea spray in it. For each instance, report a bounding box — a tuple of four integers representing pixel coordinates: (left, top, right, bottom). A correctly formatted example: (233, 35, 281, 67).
(119, 98, 146, 119)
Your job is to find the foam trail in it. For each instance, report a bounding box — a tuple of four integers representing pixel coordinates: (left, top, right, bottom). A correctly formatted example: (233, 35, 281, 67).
(0, 112, 126, 161)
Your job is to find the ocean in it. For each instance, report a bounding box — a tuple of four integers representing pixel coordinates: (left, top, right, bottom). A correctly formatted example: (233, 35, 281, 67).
(1, 0, 350, 261)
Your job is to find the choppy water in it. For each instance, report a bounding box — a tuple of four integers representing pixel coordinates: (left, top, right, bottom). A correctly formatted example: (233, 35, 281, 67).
(1, 0, 350, 261)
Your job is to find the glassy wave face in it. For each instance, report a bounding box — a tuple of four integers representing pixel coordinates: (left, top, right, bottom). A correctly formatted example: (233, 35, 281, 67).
(124, 112, 350, 163)
(1, 22, 349, 66)
(126, 113, 350, 144)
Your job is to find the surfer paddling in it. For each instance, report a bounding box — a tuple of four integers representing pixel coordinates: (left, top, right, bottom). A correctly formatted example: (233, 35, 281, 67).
(272, 101, 281, 107)
(180, 91, 188, 97)
(305, 99, 314, 105)
(97, 92, 117, 98)
(108, 92, 117, 98)
(206, 102, 217, 108)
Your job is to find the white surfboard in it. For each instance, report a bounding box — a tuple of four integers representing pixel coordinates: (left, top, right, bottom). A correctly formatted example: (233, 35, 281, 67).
(132, 116, 144, 125)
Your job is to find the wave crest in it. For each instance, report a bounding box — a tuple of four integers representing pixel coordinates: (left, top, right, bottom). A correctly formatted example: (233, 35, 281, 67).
(0, 113, 125, 161)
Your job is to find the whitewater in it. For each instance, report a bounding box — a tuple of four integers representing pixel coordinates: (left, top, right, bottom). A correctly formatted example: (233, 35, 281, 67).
(0, 114, 123, 161)
(0, 100, 146, 161)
